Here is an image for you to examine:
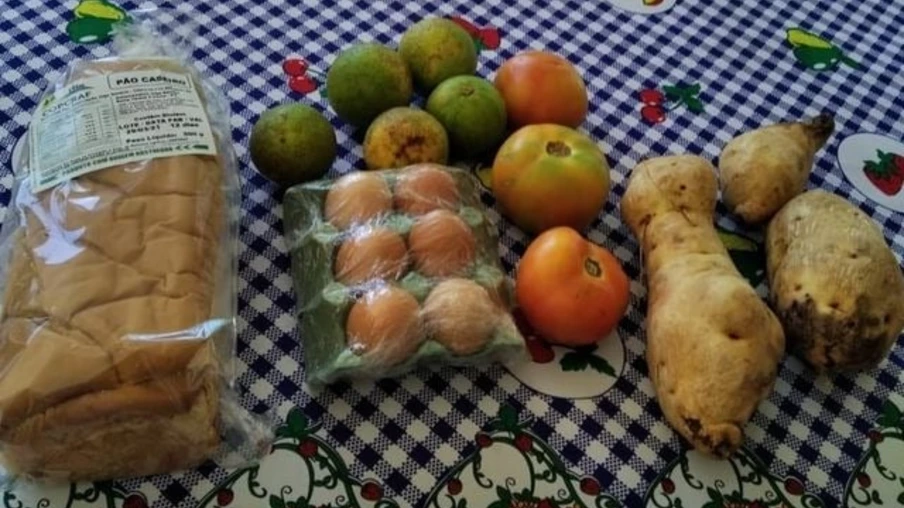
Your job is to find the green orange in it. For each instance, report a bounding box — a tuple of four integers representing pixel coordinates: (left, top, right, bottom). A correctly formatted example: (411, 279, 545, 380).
(426, 76, 507, 159)
(399, 18, 477, 94)
(326, 43, 413, 128)
(492, 124, 609, 235)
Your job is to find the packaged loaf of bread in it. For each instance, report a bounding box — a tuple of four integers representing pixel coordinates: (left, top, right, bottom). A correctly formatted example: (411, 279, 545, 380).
(283, 164, 527, 385)
(0, 16, 271, 481)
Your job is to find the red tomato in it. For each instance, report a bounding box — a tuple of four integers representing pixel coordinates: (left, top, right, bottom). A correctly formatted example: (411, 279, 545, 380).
(492, 124, 610, 235)
(516, 227, 630, 346)
(494, 51, 588, 128)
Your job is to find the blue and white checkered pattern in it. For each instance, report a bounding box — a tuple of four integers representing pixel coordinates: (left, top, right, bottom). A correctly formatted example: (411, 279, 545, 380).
(1, 0, 902, 506)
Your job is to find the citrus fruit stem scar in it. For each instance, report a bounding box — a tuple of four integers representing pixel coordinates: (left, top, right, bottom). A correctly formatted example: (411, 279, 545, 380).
(584, 257, 602, 277)
(546, 140, 571, 156)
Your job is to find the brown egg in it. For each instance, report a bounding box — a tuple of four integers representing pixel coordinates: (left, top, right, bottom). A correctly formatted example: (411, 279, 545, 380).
(334, 227, 408, 284)
(346, 286, 423, 365)
(324, 172, 392, 229)
(408, 210, 476, 277)
(423, 278, 500, 355)
(393, 164, 460, 215)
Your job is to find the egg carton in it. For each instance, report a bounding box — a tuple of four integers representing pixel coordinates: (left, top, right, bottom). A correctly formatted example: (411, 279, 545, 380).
(283, 164, 527, 386)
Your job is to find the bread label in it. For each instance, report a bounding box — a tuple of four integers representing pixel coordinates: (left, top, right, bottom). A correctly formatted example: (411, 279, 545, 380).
(28, 64, 217, 191)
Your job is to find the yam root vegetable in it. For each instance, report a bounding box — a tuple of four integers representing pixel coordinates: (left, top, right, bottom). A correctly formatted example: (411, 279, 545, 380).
(718, 114, 834, 224)
(766, 191, 904, 372)
(621, 154, 785, 458)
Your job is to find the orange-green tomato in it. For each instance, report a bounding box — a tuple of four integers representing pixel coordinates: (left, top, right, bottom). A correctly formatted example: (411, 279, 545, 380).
(516, 227, 630, 346)
(492, 124, 610, 235)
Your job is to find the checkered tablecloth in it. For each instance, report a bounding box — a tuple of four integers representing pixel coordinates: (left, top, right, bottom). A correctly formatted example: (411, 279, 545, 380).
(1, 1, 902, 507)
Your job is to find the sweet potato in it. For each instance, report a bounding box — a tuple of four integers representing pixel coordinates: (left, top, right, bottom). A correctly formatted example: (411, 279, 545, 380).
(766, 190, 904, 371)
(719, 114, 834, 224)
(621, 155, 785, 458)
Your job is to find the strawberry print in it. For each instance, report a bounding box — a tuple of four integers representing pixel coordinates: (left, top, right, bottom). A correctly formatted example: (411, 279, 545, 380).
(862, 150, 904, 196)
(837, 133, 904, 212)
(865, 171, 903, 196)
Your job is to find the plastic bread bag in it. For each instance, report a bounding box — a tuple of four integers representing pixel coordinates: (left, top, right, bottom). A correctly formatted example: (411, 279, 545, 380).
(283, 164, 527, 386)
(0, 11, 272, 482)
